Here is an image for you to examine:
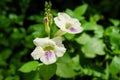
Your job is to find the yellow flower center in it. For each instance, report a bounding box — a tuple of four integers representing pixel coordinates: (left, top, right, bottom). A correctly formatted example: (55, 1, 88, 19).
(44, 46, 54, 51)
(65, 23, 71, 29)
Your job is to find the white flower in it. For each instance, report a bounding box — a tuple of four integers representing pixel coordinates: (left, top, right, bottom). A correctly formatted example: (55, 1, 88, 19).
(31, 37, 66, 65)
(54, 13, 83, 34)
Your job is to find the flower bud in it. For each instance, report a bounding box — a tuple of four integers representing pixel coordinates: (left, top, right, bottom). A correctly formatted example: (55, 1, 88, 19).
(44, 17, 50, 36)
(48, 14, 53, 26)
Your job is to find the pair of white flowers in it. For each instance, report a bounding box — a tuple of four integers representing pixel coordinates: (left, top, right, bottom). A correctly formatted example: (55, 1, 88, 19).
(31, 13, 83, 64)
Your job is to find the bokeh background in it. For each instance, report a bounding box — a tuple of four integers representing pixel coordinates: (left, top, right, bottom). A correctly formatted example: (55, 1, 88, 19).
(0, 0, 120, 80)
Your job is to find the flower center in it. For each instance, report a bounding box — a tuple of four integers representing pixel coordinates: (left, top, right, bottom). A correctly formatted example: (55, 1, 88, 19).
(43, 45, 55, 59)
(65, 23, 71, 29)
(65, 23, 76, 32)
(69, 27, 76, 32)
(43, 46, 54, 51)
(45, 51, 52, 58)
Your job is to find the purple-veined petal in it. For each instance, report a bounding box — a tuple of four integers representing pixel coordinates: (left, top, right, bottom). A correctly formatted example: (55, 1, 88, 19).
(67, 26, 83, 34)
(40, 50, 56, 65)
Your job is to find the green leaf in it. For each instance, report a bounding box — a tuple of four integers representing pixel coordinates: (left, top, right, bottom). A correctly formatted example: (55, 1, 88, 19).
(22, 71, 40, 80)
(109, 19, 120, 26)
(103, 63, 109, 80)
(105, 26, 120, 53)
(83, 68, 102, 77)
(82, 22, 97, 30)
(110, 33, 120, 49)
(90, 14, 103, 24)
(5, 76, 19, 80)
(57, 53, 73, 64)
(1, 49, 12, 60)
(109, 56, 120, 78)
(72, 55, 81, 71)
(39, 64, 57, 80)
(64, 33, 75, 40)
(0, 75, 3, 80)
(65, 9, 74, 17)
(28, 24, 46, 38)
(105, 26, 119, 36)
(81, 38, 105, 58)
(19, 61, 39, 73)
(75, 33, 91, 45)
(105, 26, 113, 36)
(94, 25, 104, 38)
(28, 15, 43, 23)
(56, 63, 76, 78)
(74, 4, 88, 16)
(9, 14, 18, 20)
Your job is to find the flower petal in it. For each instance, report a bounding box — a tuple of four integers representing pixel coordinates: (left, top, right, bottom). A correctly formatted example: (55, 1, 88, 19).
(55, 46, 66, 57)
(33, 38, 55, 47)
(40, 50, 56, 64)
(71, 18, 81, 25)
(52, 37, 66, 57)
(52, 37, 64, 47)
(66, 18, 83, 34)
(31, 46, 44, 60)
(67, 25, 83, 34)
(58, 13, 71, 20)
(54, 13, 71, 29)
(54, 17, 66, 29)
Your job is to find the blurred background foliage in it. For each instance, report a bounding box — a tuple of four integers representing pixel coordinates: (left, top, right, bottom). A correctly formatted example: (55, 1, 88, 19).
(0, 0, 120, 80)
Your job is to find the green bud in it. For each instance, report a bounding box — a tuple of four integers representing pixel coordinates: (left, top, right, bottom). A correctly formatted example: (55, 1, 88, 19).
(45, 1, 48, 8)
(49, 1, 52, 8)
(44, 17, 50, 37)
(48, 14, 53, 26)
(44, 1, 53, 37)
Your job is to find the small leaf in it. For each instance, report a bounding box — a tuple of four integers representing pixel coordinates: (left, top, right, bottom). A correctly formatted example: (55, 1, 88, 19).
(75, 33, 91, 45)
(28, 24, 46, 37)
(74, 4, 88, 16)
(105, 26, 120, 52)
(109, 56, 120, 78)
(105, 26, 114, 36)
(5, 76, 19, 80)
(94, 25, 104, 38)
(56, 63, 76, 78)
(81, 38, 105, 58)
(64, 33, 75, 40)
(109, 19, 120, 26)
(72, 55, 81, 71)
(1, 49, 12, 60)
(83, 68, 102, 77)
(9, 14, 18, 20)
(65, 9, 74, 17)
(28, 15, 44, 23)
(22, 71, 40, 80)
(19, 61, 39, 73)
(57, 53, 72, 64)
(90, 14, 103, 24)
(39, 64, 57, 80)
(82, 22, 97, 30)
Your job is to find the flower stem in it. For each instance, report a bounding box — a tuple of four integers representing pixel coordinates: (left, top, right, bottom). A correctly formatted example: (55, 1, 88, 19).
(54, 30, 66, 37)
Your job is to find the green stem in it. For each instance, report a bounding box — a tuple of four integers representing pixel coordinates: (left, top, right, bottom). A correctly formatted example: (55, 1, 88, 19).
(54, 29, 66, 37)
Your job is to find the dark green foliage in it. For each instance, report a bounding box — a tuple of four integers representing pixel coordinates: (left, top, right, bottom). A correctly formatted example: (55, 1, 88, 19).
(0, 0, 120, 80)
